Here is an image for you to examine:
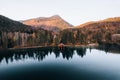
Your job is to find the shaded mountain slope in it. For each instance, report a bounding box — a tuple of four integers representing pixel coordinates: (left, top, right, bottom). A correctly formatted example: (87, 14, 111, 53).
(0, 15, 33, 32)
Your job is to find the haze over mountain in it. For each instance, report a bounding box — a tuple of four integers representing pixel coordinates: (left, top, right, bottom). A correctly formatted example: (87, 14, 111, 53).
(21, 15, 73, 32)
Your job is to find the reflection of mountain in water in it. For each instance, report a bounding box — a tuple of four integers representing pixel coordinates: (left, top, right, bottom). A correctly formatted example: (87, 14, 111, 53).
(0, 47, 86, 64)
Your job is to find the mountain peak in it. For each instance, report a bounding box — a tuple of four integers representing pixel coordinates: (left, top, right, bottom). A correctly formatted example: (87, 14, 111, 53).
(51, 15, 61, 19)
(22, 15, 73, 32)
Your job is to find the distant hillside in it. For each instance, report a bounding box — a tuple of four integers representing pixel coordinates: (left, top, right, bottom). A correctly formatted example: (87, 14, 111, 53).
(22, 15, 73, 32)
(76, 17, 120, 28)
(101, 17, 120, 22)
(61, 17, 120, 45)
(0, 15, 33, 32)
(76, 21, 95, 28)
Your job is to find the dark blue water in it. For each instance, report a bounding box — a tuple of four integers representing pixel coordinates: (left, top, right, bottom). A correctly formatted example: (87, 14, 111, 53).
(0, 45, 120, 80)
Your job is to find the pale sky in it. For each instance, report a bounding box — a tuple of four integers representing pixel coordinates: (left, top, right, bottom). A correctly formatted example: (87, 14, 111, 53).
(0, 0, 120, 26)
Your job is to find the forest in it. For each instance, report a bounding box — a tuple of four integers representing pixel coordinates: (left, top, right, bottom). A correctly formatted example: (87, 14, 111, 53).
(0, 15, 120, 48)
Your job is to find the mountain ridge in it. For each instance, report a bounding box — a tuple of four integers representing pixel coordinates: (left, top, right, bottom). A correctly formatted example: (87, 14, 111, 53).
(0, 15, 33, 32)
(76, 17, 120, 28)
(21, 15, 73, 32)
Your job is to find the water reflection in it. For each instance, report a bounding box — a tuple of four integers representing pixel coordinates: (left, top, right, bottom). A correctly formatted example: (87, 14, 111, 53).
(0, 47, 86, 64)
(95, 44, 120, 53)
(0, 44, 120, 64)
(0, 45, 120, 80)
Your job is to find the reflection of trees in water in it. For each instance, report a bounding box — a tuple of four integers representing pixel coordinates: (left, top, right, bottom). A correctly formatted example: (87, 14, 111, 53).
(0, 47, 87, 64)
(76, 47, 86, 57)
(1, 44, 119, 64)
(96, 44, 120, 53)
(61, 47, 74, 60)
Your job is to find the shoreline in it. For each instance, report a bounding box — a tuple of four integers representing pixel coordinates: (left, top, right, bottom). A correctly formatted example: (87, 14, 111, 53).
(0, 43, 99, 51)
(1, 42, 120, 51)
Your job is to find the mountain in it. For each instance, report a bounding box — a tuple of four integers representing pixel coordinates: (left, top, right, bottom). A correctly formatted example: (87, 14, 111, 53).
(0, 15, 53, 48)
(0, 15, 33, 32)
(101, 17, 120, 22)
(76, 17, 120, 28)
(62, 17, 120, 45)
(21, 15, 73, 32)
(0, 15, 120, 48)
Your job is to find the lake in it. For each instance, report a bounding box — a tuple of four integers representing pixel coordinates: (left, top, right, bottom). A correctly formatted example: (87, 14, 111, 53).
(0, 44, 120, 80)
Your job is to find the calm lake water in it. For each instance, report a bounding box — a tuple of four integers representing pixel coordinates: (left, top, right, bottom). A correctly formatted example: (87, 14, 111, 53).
(0, 44, 120, 80)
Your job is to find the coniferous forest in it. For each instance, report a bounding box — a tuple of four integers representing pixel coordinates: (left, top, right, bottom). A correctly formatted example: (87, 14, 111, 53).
(0, 15, 120, 48)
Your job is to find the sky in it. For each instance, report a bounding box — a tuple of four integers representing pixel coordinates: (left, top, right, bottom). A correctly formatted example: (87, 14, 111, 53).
(0, 0, 120, 26)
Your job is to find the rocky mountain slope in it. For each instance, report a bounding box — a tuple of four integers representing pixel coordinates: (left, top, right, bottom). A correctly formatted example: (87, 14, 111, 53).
(22, 15, 73, 32)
